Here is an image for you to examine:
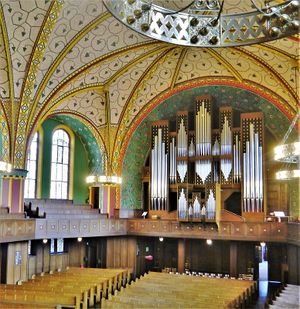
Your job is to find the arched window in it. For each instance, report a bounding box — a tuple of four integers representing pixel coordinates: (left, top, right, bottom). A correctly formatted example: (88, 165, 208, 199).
(50, 129, 70, 199)
(24, 132, 38, 199)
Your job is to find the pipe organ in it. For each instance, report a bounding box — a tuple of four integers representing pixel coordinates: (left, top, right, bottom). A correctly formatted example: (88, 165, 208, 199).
(149, 96, 265, 221)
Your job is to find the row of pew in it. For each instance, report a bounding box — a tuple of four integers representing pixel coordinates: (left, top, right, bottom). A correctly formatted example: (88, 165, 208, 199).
(269, 284, 300, 309)
(102, 272, 257, 309)
(0, 267, 131, 308)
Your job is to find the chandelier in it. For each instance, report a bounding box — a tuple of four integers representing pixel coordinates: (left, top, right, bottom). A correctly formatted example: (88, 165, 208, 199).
(0, 161, 12, 173)
(86, 174, 122, 186)
(104, 0, 299, 47)
(274, 111, 299, 180)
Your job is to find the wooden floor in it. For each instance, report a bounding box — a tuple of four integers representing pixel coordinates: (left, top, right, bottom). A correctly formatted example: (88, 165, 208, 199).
(102, 272, 257, 309)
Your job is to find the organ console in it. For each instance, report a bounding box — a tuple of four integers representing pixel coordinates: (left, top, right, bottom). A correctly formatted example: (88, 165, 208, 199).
(149, 96, 265, 222)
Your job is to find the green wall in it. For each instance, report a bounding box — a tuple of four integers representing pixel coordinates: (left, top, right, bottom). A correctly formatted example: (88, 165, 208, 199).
(41, 119, 89, 204)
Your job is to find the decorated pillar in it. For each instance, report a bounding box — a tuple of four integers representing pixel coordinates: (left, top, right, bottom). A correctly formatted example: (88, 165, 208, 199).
(1, 169, 27, 213)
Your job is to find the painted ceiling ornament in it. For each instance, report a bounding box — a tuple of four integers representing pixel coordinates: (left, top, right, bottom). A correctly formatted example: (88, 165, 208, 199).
(104, 0, 299, 47)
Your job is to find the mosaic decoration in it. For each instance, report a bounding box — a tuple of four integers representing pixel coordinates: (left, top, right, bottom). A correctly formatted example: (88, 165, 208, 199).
(121, 85, 297, 209)
(53, 114, 103, 174)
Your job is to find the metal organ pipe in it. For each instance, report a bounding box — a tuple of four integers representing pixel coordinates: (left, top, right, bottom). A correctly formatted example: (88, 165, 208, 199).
(178, 188, 187, 219)
(220, 116, 232, 181)
(243, 122, 263, 212)
(169, 137, 176, 184)
(151, 127, 168, 211)
(206, 189, 216, 219)
(188, 137, 195, 157)
(233, 134, 241, 183)
(193, 196, 201, 218)
(177, 117, 188, 183)
(195, 100, 212, 183)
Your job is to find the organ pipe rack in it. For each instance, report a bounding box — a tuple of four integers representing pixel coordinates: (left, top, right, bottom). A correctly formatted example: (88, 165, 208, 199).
(176, 112, 189, 184)
(232, 128, 241, 184)
(195, 96, 212, 185)
(150, 121, 169, 211)
(241, 113, 264, 219)
(148, 96, 265, 223)
(219, 107, 233, 185)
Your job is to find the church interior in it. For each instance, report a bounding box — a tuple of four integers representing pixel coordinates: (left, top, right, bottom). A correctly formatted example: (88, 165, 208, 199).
(0, 0, 299, 308)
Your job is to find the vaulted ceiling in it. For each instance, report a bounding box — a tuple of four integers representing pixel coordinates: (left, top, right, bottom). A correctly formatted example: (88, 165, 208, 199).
(0, 0, 298, 171)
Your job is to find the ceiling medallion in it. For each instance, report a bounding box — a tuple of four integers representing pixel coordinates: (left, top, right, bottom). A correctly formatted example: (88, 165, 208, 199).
(104, 0, 299, 47)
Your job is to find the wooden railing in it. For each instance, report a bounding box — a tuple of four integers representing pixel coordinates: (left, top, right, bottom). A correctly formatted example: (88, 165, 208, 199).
(0, 216, 299, 245)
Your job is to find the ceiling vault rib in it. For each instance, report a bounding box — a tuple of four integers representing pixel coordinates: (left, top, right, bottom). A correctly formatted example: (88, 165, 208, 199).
(18, 0, 55, 126)
(236, 47, 298, 105)
(112, 47, 176, 164)
(47, 110, 107, 156)
(13, 0, 64, 169)
(206, 48, 243, 82)
(34, 45, 170, 139)
(170, 47, 187, 89)
(0, 2, 14, 158)
(29, 11, 111, 128)
(42, 84, 104, 121)
(106, 45, 170, 87)
(259, 43, 298, 61)
(40, 41, 164, 110)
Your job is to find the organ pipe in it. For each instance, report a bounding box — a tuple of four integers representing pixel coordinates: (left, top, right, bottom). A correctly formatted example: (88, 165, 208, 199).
(151, 123, 169, 211)
(193, 196, 201, 218)
(242, 115, 264, 213)
(206, 189, 216, 219)
(178, 188, 188, 219)
(188, 135, 195, 157)
(169, 135, 176, 184)
(233, 131, 241, 183)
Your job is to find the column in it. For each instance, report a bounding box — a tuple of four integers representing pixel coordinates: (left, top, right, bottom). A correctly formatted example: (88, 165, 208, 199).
(1, 169, 27, 213)
(178, 239, 185, 273)
(102, 186, 116, 218)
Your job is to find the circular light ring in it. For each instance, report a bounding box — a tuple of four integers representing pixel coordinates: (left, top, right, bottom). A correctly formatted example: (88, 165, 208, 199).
(0, 161, 12, 173)
(86, 175, 122, 186)
(274, 142, 300, 163)
(104, 0, 300, 47)
(276, 169, 300, 180)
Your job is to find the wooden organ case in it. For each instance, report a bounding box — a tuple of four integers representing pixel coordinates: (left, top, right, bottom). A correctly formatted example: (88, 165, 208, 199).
(148, 95, 265, 222)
